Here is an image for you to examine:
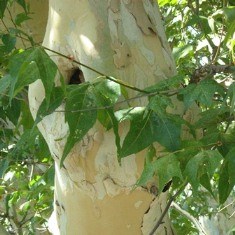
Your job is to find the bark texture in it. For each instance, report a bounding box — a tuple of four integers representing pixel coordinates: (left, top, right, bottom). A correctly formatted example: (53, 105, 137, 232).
(28, 1, 178, 234)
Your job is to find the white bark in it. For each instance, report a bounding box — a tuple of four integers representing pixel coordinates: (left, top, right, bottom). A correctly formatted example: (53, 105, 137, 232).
(28, 1, 177, 234)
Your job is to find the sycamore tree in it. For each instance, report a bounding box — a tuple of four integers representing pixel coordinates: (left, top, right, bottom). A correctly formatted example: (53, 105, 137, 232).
(0, 0, 235, 235)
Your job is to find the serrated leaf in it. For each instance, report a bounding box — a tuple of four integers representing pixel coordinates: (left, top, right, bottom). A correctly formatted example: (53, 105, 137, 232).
(9, 48, 57, 105)
(151, 112, 182, 151)
(180, 79, 225, 108)
(219, 147, 235, 204)
(184, 150, 223, 191)
(153, 154, 183, 192)
(118, 109, 181, 158)
(61, 84, 97, 165)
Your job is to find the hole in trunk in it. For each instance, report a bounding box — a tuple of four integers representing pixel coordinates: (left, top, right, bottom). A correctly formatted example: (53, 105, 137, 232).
(68, 68, 85, 85)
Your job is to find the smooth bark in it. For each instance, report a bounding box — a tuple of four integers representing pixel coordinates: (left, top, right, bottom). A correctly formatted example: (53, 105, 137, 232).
(28, 1, 177, 234)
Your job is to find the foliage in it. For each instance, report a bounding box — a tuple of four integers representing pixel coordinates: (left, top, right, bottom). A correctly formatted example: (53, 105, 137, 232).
(0, 1, 53, 234)
(159, 0, 235, 233)
(0, 0, 235, 234)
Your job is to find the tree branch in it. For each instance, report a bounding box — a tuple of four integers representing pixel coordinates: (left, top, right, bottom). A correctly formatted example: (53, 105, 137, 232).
(42, 46, 149, 94)
(149, 182, 187, 235)
(171, 201, 207, 235)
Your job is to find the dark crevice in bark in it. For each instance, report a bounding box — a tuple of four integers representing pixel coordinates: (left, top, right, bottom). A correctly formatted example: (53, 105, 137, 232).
(162, 180, 172, 192)
(69, 67, 85, 84)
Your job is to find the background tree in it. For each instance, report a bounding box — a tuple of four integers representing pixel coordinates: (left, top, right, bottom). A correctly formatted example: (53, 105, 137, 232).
(0, 0, 235, 234)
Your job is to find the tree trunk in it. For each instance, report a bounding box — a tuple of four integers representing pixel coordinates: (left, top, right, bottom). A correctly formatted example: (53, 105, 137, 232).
(28, 1, 177, 234)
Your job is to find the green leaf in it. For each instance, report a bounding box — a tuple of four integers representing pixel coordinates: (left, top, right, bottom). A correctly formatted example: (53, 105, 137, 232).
(0, 74, 11, 94)
(195, 106, 229, 129)
(1, 34, 16, 53)
(144, 74, 184, 93)
(15, 13, 31, 26)
(219, 147, 235, 204)
(16, 0, 27, 12)
(218, 7, 235, 23)
(93, 79, 121, 159)
(11, 129, 38, 158)
(184, 150, 223, 191)
(173, 45, 193, 61)
(145, 145, 156, 164)
(153, 154, 183, 192)
(61, 84, 97, 165)
(93, 78, 121, 104)
(9, 48, 57, 105)
(148, 95, 173, 116)
(34, 87, 65, 126)
(151, 112, 182, 151)
(227, 83, 235, 113)
(180, 79, 225, 108)
(0, 159, 9, 178)
(117, 108, 152, 158)
(186, 15, 211, 34)
(4, 98, 21, 125)
(200, 173, 214, 196)
(0, 0, 8, 19)
(118, 108, 181, 158)
(224, 22, 235, 44)
(136, 163, 155, 186)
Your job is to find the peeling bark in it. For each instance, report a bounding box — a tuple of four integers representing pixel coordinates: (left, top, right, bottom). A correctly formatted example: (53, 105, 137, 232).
(28, 0, 177, 234)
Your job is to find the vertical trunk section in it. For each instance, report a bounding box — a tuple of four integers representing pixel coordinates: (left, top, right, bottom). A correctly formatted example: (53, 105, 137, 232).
(28, 1, 177, 234)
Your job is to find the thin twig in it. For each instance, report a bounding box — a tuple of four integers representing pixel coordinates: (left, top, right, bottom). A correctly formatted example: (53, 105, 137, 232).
(42, 46, 149, 94)
(149, 181, 187, 235)
(53, 89, 179, 113)
(0, 18, 10, 33)
(171, 202, 207, 234)
(7, 7, 26, 48)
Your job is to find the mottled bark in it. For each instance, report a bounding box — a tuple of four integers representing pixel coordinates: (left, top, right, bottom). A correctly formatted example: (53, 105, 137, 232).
(28, 1, 177, 234)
